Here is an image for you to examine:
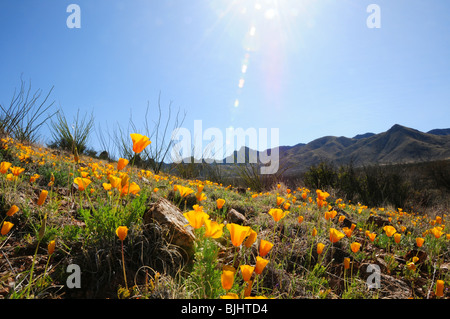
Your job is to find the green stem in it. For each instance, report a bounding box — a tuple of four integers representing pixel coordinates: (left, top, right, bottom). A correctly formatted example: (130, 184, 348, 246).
(41, 253, 53, 286)
(26, 238, 42, 298)
(121, 240, 128, 290)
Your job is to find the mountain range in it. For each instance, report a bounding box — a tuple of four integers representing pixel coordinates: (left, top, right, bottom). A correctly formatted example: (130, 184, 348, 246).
(224, 124, 450, 175)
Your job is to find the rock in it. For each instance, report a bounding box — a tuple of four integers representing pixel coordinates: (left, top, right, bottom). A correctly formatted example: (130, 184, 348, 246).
(143, 198, 195, 260)
(331, 207, 355, 229)
(439, 262, 450, 273)
(226, 208, 248, 225)
(379, 274, 411, 299)
(366, 215, 390, 228)
(360, 262, 412, 298)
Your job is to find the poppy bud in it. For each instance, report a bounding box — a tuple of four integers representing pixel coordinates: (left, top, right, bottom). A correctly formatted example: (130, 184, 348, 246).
(436, 280, 444, 298)
(6, 205, 19, 217)
(116, 226, 128, 241)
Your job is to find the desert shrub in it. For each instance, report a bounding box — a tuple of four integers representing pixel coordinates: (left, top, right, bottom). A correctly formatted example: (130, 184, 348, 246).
(303, 161, 337, 190)
(357, 165, 409, 208)
(111, 93, 186, 174)
(0, 76, 56, 143)
(427, 160, 450, 190)
(234, 163, 280, 192)
(303, 161, 410, 208)
(336, 161, 360, 201)
(48, 109, 94, 155)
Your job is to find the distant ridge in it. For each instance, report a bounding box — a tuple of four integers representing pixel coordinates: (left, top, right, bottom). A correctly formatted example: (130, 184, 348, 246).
(427, 128, 450, 136)
(352, 132, 375, 140)
(222, 124, 450, 175)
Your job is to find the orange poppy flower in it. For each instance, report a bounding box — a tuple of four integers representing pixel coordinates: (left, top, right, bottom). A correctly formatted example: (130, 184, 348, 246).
(406, 262, 416, 271)
(37, 190, 48, 206)
(216, 198, 226, 209)
(316, 189, 330, 201)
(350, 242, 361, 253)
(6, 205, 19, 217)
(80, 171, 89, 178)
(183, 210, 209, 229)
(368, 232, 377, 242)
(244, 229, 258, 248)
(120, 182, 140, 196)
(116, 226, 128, 241)
(48, 240, 56, 255)
(130, 133, 151, 154)
(317, 243, 325, 255)
(240, 265, 255, 282)
(435, 280, 444, 297)
(195, 192, 207, 202)
(259, 239, 274, 257)
(1, 221, 14, 235)
(383, 225, 397, 237)
(344, 257, 351, 270)
(29, 173, 40, 183)
(109, 175, 122, 189)
(221, 266, 236, 291)
(176, 185, 195, 198)
(394, 233, 402, 244)
(0, 162, 12, 174)
(342, 227, 353, 238)
(73, 177, 92, 191)
(255, 256, 269, 274)
(226, 223, 251, 247)
(276, 197, 285, 206)
(117, 158, 129, 171)
(325, 210, 337, 220)
(416, 237, 425, 247)
(268, 208, 287, 222)
(430, 227, 444, 239)
(10, 166, 25, 176)
(204, 219, 224, 239)
(329, 228, 345, 243)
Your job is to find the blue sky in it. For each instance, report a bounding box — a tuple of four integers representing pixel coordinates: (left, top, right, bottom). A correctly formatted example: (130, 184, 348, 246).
(1, 0, 449, 158)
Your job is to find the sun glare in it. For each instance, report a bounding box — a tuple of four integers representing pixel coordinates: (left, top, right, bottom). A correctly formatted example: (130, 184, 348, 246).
(207, 0, 317, 114)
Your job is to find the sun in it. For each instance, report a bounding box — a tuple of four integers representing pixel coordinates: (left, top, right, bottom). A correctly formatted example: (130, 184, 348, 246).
(205, 0, 318, 123)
